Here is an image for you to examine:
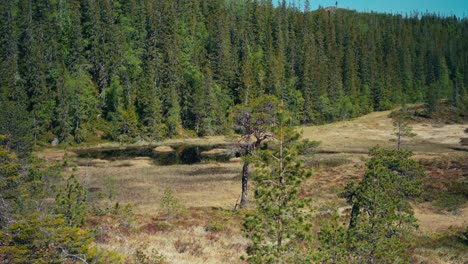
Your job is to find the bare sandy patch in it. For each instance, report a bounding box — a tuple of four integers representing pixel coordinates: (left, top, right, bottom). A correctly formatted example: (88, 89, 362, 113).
(412, 123, 467, 145)
(153, 146, 175, 153)
(413, 203, 468, 233)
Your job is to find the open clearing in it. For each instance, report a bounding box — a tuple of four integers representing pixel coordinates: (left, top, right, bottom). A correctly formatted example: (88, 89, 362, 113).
(39, 110, 467, 263)
(301, 110, 467, 153)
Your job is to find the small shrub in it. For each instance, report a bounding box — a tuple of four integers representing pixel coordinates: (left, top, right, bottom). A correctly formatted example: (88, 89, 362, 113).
(160, 187, 185, 219)
(430, 181, 467, 213)
(173, 238, 203, 256)
(90, 202, 109, 216)
(433, 193, 466, 213)
(115, 203, 136, 230)
(89, 198, 114, 216)
(62, 159, 69, 167)
(458, 227, 468, 245)
(54, 175, 88, 227)
(90, 202, 136, 231)
(205, 221, 225, 232)
(134, 243, 167, 264)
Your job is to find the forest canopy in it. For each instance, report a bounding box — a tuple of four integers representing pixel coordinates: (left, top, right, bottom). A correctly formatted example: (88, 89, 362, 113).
(0, 0, 466, 145)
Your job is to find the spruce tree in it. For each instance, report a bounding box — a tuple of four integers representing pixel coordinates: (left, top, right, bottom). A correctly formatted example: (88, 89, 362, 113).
(0, 137, 21, 227)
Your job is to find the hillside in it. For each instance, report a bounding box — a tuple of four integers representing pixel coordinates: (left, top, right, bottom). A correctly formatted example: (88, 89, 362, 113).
(1, 0, 467, 148)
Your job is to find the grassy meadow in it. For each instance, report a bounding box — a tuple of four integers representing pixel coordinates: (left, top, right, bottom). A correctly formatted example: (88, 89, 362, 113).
(37, 110, 468, 263)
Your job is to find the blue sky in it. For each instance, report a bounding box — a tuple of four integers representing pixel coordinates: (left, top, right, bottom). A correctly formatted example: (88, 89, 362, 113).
(282, 0, 468, 18)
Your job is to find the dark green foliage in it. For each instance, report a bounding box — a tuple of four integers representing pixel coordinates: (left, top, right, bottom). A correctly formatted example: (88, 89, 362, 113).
(0, 138, 21, 227)
(317, 213, 350, 264)
(0, 1, 467, 143)
(0, 138, 55, 224)
(0, 213, 92, 263)
(232, 95, 280, 139)
(55, 175, 88, 227)
(0, 213, 124, 263)
(243, 107, 313, 263)
(459, 227, 468, 245)
(0, 140, 122, 263)
(337, 147, 425, 263)
(55, 69, 100, 144)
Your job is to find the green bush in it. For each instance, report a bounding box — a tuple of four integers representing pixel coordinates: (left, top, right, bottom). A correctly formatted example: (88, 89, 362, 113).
(160, 187, 185, 218)
(55, 175, 88, 227)
(0, 214, 123, 263)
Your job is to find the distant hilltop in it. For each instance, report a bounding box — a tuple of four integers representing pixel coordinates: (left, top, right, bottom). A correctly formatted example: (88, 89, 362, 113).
(324, 6, 338, 13)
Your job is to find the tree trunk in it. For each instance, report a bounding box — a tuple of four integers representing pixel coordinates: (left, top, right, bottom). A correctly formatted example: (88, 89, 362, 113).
(348, 203, 360, 230)
(240, 161, 249, 209)
(397, 121, 401, 150)
(397, 134, 401, 150)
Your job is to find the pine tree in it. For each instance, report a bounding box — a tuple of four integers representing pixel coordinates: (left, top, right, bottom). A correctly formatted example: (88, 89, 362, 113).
(391, 107, 416, 150)
(17, 0, 57, 143)
(136, 79, 166, 141)
(243, 103, 313, 263)
(0, 0, 22, 102)
(233, 95, 279, 209)
(55, 175, 88, 227)
(317, 213, 349, 264)
(340, 147, 425, 263)
(437, 56, 452, 100)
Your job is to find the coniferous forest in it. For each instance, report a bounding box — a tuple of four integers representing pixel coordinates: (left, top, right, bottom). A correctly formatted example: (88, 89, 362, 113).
(1, 0, 467, 147)
(1, 1, 468, 263)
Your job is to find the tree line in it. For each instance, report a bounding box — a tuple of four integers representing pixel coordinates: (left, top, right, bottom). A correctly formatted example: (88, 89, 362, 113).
(1, 0, 467, 147)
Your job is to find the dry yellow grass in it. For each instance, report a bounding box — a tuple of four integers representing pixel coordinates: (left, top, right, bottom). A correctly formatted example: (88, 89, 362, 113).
(301, 110, 467, 153)
(37, 110, 467, 263)
(75, 159, 243, 212)
(414, 204, 468, 233)
(92, 208, 248, 264)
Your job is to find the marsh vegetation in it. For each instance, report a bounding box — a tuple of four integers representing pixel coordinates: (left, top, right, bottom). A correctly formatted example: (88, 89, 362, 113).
(41, 110, 466, 263)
